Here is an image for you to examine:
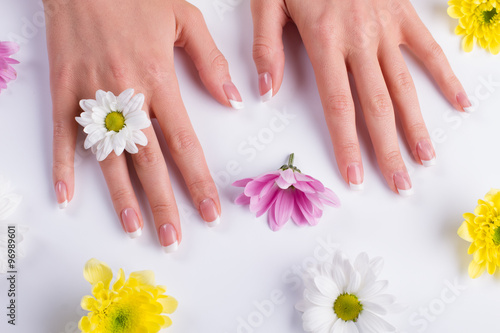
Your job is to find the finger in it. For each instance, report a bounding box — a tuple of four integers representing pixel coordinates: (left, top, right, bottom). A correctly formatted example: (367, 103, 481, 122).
(251, 0, 288, 102)
(131, 124, 182, 253)
(175, 3, 244, 110)
(151, 69, 221, 228)
(379, 42, 436, 167)
(401, 5, 472, 113)
(52, 87, 78, 209)
(348, 52, 413, 196)
(99, 153, 144, 238)
(301, 39, 364, 190)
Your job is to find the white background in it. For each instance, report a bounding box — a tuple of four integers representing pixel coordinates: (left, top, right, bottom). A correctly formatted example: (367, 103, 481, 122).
(1, 0, 500, 332)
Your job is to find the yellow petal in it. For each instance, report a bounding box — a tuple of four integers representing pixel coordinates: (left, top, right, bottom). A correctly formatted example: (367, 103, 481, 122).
(129, 270, 155, 286)
(462, 34, 475, 52)
(447, 6, 463, 18)
(458, 221, 473, 242)
(468, 260, 486, 279)
(84, 258, 113, 288)
(78, 316, 91, 332)
(112, 268, 126, 291)
(487, 261, 497, 275)
(81, 295, 97, 311)
(158, 296, 178, 314)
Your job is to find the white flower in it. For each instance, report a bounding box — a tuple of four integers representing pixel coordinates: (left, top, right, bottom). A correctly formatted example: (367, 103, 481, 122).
(296, 251, 397, 333)
(0, 176, 27, 274)
(76, 89, 152, 161)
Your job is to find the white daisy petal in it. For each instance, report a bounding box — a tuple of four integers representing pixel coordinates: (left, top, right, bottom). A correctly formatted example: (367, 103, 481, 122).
(304, 289, 335, 307)
(357, 311, 395, 332)
(123, 93, 145, 116)
(79, 99, 93, 113)
(362, 301, 388, 315)
(357, 280, 388, 300)
(132, 130, 148, 146)
(365, 294, 396, 308)
(125, 140, 139, 154)
(302, 307, 336, 331)
(346, 270, 361, 294)
(343, 321, 359, 333)
(331, 266, 346, 292)
(369, 257, 384, 277)
(314, 275, 340, 299)
(126, 114, 151, 130)
(95, 90, 106, 105)
(117, 88, 134, 110)
(75, 116, 92, 127)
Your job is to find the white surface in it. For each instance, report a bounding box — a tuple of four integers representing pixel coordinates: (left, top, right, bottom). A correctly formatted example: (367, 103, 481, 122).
(0, 1, 500, 333)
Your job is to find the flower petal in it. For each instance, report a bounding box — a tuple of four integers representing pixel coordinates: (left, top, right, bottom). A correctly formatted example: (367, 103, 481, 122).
(124, 93, 145, 116)
(232, 178, 253, 187)
(274, 189, 294, 227)
(83, 258, 113, 288)
(117, 88, 134, 110)
(235, 193, 251, 205)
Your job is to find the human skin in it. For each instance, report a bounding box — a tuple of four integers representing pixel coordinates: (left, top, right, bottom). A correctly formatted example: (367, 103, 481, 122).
(251, 0, 472, 194)
(43, 0, 243, 252)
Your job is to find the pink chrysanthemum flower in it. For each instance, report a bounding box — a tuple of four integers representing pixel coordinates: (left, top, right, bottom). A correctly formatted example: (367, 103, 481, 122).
(233, 154, 340, 231)
(0, 42, 20, 93)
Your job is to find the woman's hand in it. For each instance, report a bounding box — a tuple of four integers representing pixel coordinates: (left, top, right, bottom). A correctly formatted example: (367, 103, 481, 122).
(251, 0, 471, 194)
(45, 0, 243, 251)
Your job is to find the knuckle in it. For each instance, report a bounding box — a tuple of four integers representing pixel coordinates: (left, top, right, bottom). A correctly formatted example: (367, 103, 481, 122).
(325, 94, 354, 117)
(151, 201, 177, 217)
(383, 149, 402, 166)
(188, 179, 217, 197)
(209, 49, 229, 73)
(53, 161, 73, 175)
(169, 129, 199, 156)
(370, 93, 393, 118)
(394, 71, 414, 93)
(110, 188, 133, 203)
(252, 36, 274, 62)
(134, 146, 162, 169)
(53, 121, 71, 140)
(310, 13, 337, 43)
(426, 41, 445, 60)
(406, 121, 428, 135)
(109, 62, 128, 82)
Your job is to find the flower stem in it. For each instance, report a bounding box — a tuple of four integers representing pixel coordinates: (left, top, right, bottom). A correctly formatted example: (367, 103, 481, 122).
(288, 153, 295, 167)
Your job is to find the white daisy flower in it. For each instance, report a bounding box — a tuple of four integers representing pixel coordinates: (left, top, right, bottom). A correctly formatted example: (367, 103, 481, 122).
(0, 175, 27, 274)
(296, 251, 397, 333)
(76, 89, 152, 161)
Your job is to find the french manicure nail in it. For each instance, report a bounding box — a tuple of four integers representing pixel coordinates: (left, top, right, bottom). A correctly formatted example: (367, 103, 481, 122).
(457, 92, 474, 113)
(121, 208, 142, 239)
(394, 171, 413, 197)
(416, 141, 436, 167)
(223, 81, 244, 110)
(259, 72, 273, 102)
(55, 181, 68, 209)
(159, 224, 178, 253)
(199, 198, 220, 227)
(347, 163, 364, 191)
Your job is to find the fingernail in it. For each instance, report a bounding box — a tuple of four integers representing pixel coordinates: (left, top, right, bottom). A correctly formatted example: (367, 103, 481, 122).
(259, 72, 273, 102)
(55, 181, 68, 209)
(199, 198, 220, 227)
(223, 81, 244, 110)
(457, 92, 474, 113)
(347, 163, 364, 191)
(394, 171, 413, 197)
(416, 141, 436, 167)
(159, 224, 178, 253)
(121, 208, 142, 239)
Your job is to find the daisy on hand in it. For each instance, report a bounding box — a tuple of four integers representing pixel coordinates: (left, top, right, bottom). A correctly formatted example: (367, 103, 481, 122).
(76, 89, 151, 161)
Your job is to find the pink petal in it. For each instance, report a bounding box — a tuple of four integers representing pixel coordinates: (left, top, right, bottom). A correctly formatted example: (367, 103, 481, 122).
(253, 185, 279, 217)
(305, 176, 325, 192)
(295, 191, 314, 216)
(291, 200, 308, 226)
(0, 42, 20, 56)
(1, 66, 17, 80)
(259, 179, 275, 198)
(244, 179, 271, 197)
(293, 172, 312, 182)
(4, 58, 19, 65)
(276, 169, 296, 189)
(235, 193, 251, 205)
(253, 171, 280, 183)
(274, 189, 294, 227)
(268, 202, 280, 231)
(304, 192, 324, 210)
(293, 181, 316, 193)
(319, 188, 341, 207)
(232, 178, 253, 187)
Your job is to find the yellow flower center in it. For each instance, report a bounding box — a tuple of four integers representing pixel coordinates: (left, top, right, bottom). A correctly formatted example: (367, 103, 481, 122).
(492, 226, 500, 246)
(105, 112, 125, 132)
(482, 7, 498, 24)
(333, 293, 363, 322)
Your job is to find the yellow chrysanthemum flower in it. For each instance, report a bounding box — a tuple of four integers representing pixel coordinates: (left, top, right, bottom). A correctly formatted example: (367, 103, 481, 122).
(458, 189, 500, 278)
(448, 0, 500, 54)
(78, 259, 177, 333)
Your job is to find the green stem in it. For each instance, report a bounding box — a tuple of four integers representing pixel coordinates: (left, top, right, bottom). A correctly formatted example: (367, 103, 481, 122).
(288, 153, 295, 167)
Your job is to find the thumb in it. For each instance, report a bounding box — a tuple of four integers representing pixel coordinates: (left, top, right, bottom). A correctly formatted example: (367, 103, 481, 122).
(251, 0, 288, 102)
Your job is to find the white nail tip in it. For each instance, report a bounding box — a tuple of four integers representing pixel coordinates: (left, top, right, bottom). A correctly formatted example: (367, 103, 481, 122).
(163, 241, 179, 254)
(207, 216, 221, 228)
(422, 158, 437, 167)
(464, 106, 475, 113)
(349, 182, 364, 191)
(59, 200, 68, 209)
(127, 229, 142, 239)
(261, 89, 273, 103)
(229, 99, 245, 110)
(398, 188, 414, 197)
